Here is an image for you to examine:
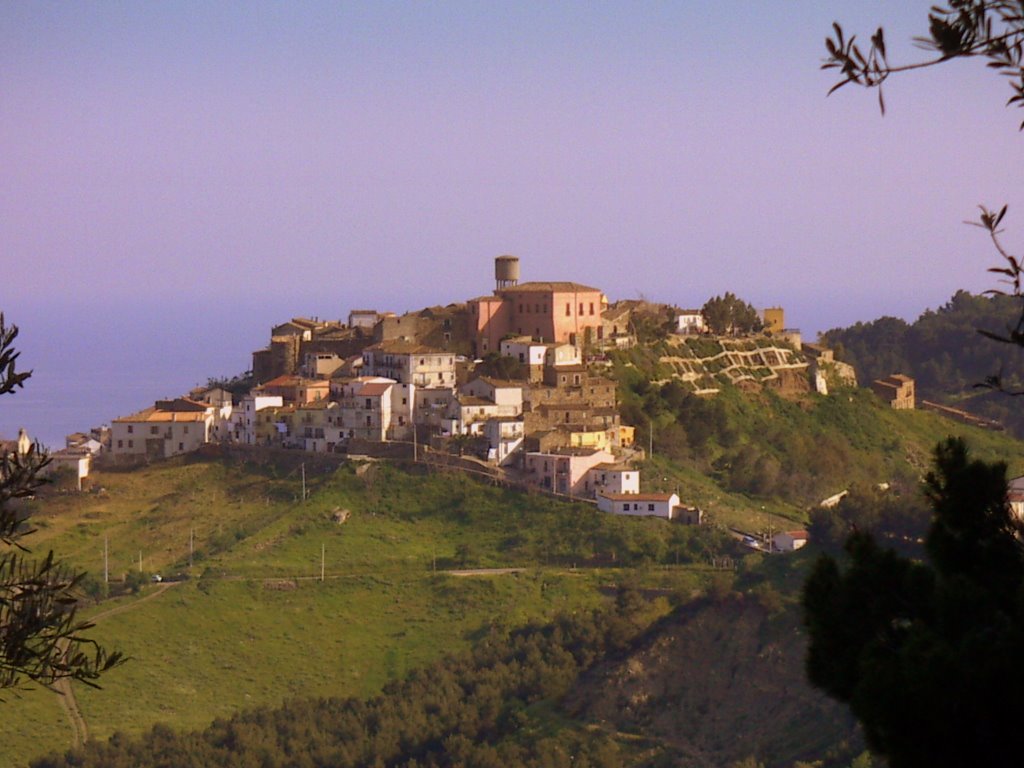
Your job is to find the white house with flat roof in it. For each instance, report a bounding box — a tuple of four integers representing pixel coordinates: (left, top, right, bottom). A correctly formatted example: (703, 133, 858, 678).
(598, 492, 680, 520)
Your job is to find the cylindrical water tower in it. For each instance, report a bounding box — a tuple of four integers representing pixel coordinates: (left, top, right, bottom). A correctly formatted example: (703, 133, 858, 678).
(495, 255, 520, 291)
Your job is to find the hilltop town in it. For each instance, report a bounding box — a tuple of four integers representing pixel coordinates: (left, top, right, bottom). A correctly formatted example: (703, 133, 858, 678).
(45, 255, 911, 528)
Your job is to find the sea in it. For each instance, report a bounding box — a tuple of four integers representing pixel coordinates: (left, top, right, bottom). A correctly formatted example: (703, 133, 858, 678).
(0, 296, 314, 449)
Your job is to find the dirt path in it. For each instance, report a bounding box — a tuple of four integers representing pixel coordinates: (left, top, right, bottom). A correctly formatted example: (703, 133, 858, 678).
(57, 581, 180, 748)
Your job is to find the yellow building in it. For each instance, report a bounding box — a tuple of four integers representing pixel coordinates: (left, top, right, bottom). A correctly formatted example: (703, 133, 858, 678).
(569, 429, 611, 451)
(762, 307, 785, 334)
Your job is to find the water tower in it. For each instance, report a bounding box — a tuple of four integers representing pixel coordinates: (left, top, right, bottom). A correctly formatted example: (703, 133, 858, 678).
(494, 255, 520, 291)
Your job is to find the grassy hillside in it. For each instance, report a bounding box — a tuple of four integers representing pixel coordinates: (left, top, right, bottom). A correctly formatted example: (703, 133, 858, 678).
(9, 364, 1024, 765)
(613, 346, 1024, 526)
(4, 455, 722, 765)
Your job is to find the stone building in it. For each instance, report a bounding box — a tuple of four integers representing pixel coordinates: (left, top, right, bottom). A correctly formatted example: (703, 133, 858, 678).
(872, 374, 915, 409)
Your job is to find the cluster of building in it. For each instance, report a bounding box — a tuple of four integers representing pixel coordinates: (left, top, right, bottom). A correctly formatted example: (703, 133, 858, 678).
(89, 257, 714, 521)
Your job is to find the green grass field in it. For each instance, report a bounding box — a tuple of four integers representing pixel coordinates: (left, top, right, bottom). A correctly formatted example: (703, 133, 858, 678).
(5, 401, 1022, 766)
(2, 456, 713, 765)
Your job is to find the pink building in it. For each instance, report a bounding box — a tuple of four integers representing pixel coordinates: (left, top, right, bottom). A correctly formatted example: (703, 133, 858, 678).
(467, 257, 605, 354)
(524, 447, 615, 496)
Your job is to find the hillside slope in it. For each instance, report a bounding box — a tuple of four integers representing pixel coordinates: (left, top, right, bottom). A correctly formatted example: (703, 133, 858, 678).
(821, 290, 1024, 436)
(571, 597, 861, 767)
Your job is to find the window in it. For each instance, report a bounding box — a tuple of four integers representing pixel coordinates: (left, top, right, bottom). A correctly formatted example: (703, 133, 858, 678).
(127, 425, 134, 434)
(579, 303, 584, 314)
(648, 503, 655, 512)
(179, 442, 184, 452)
(365, 398, 372, 409)
(402, 397, 407, 405)
(150, 425, 159, 435)
(589, 302, 594, 315)
(623, 503, 629, 511)
(117, 440, 123, 449)
(565, 303, 571, 316)
(518, 304, 523, 313)
(183, 425, 189, 434)
(365, 415, 371, 426)
(128, 440, 134, 448)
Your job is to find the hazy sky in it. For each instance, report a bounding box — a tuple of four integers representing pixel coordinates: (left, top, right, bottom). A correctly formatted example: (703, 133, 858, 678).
(2, 2, 1023, 442)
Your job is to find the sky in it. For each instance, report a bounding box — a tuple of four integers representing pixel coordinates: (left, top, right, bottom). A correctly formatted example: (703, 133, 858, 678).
(2, 1, 1023, 444)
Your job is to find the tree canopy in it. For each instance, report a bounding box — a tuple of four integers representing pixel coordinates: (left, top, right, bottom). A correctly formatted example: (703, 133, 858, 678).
(701, 293, 762, 336)
(0, 313, 122, 693)
(822, 290, 1024, 434)
(803, 438, 1024, 768)
(810, 8, 1024, 764)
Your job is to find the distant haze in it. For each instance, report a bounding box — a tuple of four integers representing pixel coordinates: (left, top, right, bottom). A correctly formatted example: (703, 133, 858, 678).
(2, 2, 1021, 444)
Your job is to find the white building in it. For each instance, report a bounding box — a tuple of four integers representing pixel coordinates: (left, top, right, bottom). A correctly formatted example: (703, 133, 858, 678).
(362, 341, 456, 388)
(295, 399, 343, 452)
(483, 417, 525, 465)
(336, 377, 414, 442)
(586, 463, 640, 496)
(232, 394, 284, 445)
(415, 387, 457, 431)
(500, 336, 547, 367)
(47, 448, 92, 489)
(675, 310, 706, 335)
(459, 378, 524, 416)
(598, 492, 680, 519)
(1009, 476, 1024, 520)
(499, 338, 580, 382)
(773, 530, 809, 552)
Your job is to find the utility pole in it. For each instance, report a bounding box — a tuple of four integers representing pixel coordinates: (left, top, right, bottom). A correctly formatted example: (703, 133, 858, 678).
(104, 535, 109, 584)
(301, 463, 306, 501)
(139, 550, 143, 573)
(189, 527, 194, 569)
(413, 424, 418, 462)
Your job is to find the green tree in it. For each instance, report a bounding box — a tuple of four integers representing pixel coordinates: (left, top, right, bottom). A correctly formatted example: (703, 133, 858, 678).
(0, 314, 122, 693)
(701, 293, 762, 336)
(803, 438, 1024, 767)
